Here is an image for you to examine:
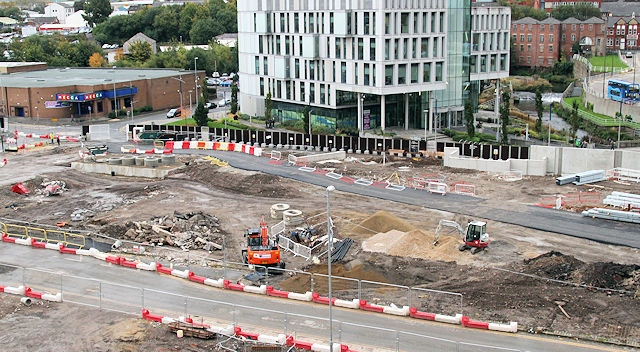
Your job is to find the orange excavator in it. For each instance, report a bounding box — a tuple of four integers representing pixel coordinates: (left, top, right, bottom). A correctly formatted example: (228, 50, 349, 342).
(241, 216, 285, 270)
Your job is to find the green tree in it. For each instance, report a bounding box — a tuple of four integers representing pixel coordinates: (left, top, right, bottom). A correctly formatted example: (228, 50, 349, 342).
(73, 0, 85, 12)
(510, 5, 547, 21)
(128, 41, 152, 64)
(8, 34, 102, 67)
(464, 100, 475, 138)
(500, 91, 510, 144)
(192, 101, 209, 127)
(265, 91, 273, 123)
(201, 78, 210, 102)
(551, 3, 600, 21)
(535, 89, 543, 133)
(302, 105, 310, 134)
(568, 101, 581, 137)
(190, 18, 224, 45)
(82, 0, 113, 27)
(230, 74, 239, 114)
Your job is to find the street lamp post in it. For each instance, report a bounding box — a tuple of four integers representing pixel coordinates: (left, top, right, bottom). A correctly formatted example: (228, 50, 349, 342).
(548, 103, 552, 147)
(325, 185, 335, 352)
(194, 57, 199, 108)
(129, 81, 134, 121)
(189, 90, 193, 116)
(113, 82, 118, 117)
(617, 99, 622, 149)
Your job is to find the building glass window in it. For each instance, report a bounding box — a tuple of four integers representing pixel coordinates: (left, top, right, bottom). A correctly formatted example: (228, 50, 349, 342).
(540, 35, 544, 43)
(550, 34, 554, 43)
(411, 63, 418, 83)
(435, 62, 443, 81)
(370, 39, 376, 60)
(548, 45, 553, 53)
(398, 64, 406, 84)
(401, 13, 409, 33)
(385, 64, 394, 85)
(423, 63, 431, 82)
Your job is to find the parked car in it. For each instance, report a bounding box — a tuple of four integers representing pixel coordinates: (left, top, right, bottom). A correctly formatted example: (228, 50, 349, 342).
(204, 102, 217, 109)
(626, 52, 633, 58)
(206, 78, 220, 86)
(166, 108, 181, 118)
(217, 98, 231, 107)
(219, 79, 232, 87)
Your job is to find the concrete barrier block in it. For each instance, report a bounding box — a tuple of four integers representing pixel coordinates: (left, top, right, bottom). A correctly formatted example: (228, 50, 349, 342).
(243, 284, 267, 295)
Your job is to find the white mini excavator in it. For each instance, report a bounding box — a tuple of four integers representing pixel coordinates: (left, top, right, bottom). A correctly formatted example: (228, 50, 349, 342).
(434, 219, 490, 254)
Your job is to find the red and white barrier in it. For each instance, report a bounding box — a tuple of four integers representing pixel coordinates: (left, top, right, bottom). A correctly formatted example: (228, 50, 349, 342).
(136, 261, 156, 271)
(14, 237, 31, 246)
(435, 313, 463, 325)
(3, 285, 25, 295)
(42, 292, 63, 302)
(489, 321, 518, 333)
(243, 284, 267, 295)
(461, 315, 489, 329)
(204, 277, 224, 288)
(288, 291, 313, 301)
(266, 285, 290, 298)
(359, 300, 384, 313)
(335, 298, 360, 309)
(382, 304, 410, 316)
(171, 268, 189, 279)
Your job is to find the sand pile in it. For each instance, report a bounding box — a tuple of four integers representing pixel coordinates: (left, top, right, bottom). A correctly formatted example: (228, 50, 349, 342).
(362, 228, 463, 262)
(350, 210, 416, 237)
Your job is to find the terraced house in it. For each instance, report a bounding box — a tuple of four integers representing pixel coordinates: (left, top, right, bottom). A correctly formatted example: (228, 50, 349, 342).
(237, 0, 510, 135)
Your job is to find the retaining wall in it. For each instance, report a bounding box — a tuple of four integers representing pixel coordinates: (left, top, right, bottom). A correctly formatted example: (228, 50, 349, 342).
(443, 147, 546, 176)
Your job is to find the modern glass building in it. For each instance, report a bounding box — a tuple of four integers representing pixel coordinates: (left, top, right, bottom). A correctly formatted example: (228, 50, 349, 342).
(237, 0, 509, 136)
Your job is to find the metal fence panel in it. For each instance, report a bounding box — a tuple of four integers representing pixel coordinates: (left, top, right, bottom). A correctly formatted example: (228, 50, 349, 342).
(360, 280, 410, 307)
(0, 263, 23, 287)
(23, 267, 62, 296)
(61, 274, 101, 308)
(284, 312, 331, 345)
(142, 288, 188, 318)
(185, 295, 236, 327)
(311, 273, 359, 301)
(340, 322, 397, 351)
(99, 282, 141, 315)
(398, 331, 457, 352)
(410, 287, 463, 316)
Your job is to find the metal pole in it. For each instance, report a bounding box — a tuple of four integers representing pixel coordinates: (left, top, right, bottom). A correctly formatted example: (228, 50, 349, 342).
(223, 235, 227, 279)
(326, 185, 335, 352)
(113, 83, 118, 117)
(548, 103, 552, 147)
(618, 99, 622, 149)
(194, 57, 199, 108)
(130, 81, 134, 120)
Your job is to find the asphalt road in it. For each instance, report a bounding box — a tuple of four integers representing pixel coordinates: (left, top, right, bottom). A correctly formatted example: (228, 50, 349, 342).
(160, 148, 640, 249)
(0, 244, 621, 352)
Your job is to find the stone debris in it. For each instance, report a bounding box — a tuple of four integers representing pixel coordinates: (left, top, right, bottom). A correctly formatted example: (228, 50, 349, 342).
(108, 211, 224, 251)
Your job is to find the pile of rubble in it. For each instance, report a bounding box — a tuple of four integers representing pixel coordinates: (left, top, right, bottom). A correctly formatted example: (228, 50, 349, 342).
(106, 211, 225, 251)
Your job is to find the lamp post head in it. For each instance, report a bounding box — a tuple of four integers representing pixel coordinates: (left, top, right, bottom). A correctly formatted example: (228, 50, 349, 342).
(326, 185, 335, 192)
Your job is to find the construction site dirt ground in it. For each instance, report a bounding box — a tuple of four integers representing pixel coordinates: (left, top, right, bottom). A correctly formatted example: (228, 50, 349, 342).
(0, 145, 639, 351)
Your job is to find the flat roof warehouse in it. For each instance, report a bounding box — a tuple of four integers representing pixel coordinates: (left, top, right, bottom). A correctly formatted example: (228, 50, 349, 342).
(0, 63, 201, 120)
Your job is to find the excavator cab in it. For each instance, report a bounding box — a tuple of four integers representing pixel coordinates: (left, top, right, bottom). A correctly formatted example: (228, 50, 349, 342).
(241, 217, 285, 270)
(461, 221, 489, 254)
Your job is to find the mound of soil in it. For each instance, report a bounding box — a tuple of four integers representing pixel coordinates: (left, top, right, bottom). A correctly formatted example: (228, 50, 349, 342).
(523, 251, 585, 281)
(350, 210, 416, 236)
(183, 161, 299, 198)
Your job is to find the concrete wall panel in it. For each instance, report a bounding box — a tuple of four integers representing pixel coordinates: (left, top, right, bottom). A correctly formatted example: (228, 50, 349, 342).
(620, 150, 640, 170)
(561, 148, 613, 175)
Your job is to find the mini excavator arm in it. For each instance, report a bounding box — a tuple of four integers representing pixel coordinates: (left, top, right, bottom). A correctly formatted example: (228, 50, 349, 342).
(434, 219, 466, 245)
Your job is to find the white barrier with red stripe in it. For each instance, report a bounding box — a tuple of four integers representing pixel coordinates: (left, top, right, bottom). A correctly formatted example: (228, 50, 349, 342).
(171, 268, 189, 279)
(288, 291, 313, 301)
(489, 321, 518, 333)
(2, 232, 517, 334)
(437, 314, 463, 325)
(243, 284, 267, 295)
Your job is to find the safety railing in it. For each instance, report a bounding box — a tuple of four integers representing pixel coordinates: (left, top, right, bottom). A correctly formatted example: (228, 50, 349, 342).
(1, 221, 86, 248)
(0, 263, 526, 351)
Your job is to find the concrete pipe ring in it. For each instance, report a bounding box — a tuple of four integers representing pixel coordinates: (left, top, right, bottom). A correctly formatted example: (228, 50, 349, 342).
(121, 156, 135, 166)
(283, 209, 304, 226)
(270, 203, 290, 219)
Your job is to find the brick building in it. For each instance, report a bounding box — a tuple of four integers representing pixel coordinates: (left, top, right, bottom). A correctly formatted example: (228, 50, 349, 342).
(0, 63, 203, 120)
(512, 17, 561, 68)
(512, 16, 605, 68)
(606, 15, 639, 51)
(561, 17, 606, 57)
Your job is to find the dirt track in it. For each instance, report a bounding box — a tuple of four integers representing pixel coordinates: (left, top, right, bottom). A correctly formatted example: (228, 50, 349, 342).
(0, 146, 639, 350)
